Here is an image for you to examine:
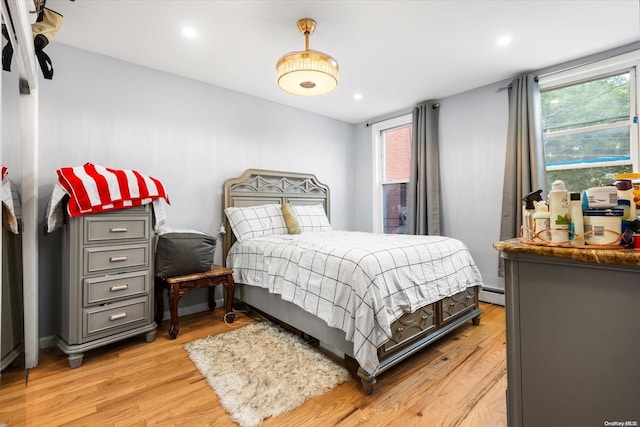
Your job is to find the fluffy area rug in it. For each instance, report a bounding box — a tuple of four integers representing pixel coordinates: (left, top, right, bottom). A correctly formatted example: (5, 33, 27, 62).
(184, 321, 352, 427)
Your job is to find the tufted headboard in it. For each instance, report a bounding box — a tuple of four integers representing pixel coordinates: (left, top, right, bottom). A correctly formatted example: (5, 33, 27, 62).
(221, 169, 330, 264)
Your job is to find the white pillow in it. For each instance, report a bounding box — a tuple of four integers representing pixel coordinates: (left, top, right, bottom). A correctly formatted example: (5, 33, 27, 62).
(225, 204, 288, 242)
(293, 204, 332, 232)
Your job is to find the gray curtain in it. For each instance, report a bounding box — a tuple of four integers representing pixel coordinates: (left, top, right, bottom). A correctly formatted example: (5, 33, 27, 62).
(408, 102, 441, 235)
(499, 74, 546, 247)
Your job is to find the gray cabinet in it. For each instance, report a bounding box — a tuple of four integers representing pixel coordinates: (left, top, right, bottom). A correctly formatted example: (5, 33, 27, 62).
(54, 205, 157, 368)
(500, 250, 640, 427)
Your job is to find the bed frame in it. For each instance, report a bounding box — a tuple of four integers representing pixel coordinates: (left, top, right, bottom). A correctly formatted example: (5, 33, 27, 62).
(222, 169, 482, 394)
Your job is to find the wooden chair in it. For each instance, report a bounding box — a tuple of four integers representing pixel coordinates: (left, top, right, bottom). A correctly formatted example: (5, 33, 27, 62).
(154, 264, 235, 339)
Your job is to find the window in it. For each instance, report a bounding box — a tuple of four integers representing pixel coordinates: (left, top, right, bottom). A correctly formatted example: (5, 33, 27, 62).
(372, 114, 412, 234)
(539, 54, 639, 193)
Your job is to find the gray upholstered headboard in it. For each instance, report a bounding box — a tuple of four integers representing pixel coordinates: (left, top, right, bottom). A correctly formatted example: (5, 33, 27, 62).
(221, 169, 330, 264)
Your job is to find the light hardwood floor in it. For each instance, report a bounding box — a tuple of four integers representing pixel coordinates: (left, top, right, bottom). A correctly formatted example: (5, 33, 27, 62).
(0, 302, 507, 427)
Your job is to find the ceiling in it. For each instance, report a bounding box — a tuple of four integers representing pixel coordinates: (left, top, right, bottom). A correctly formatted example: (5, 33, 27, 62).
(46, 0, 640, 124)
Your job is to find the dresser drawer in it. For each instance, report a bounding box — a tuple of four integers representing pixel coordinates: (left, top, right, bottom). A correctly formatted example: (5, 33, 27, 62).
(84, 215, 150, 245)
(83, 243, 150, 275)
(84, 271, 150, 306)
(379, 303, 437, 358)
(83, 297, 149, 340)
(440, 287, 478, 323)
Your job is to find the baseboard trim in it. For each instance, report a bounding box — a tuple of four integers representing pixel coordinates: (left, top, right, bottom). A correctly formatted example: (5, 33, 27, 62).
(479, 289, 505, 306)
(39, 335, 55, 349)
(156, 299, 224, 324)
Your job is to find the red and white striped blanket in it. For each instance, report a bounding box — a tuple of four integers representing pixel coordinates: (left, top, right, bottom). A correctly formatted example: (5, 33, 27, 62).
(45, 163, 169, 233)
(57, 163, 170, 216)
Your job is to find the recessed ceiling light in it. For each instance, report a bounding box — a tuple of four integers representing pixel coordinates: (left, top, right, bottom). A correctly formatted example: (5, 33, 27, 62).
(496, 35, 511, 47)
(353, 93, 363, 101)
(182, 27, 197, 39)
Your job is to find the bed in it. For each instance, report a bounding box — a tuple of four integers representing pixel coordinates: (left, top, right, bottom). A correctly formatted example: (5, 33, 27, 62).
(222, 169, 483, 394)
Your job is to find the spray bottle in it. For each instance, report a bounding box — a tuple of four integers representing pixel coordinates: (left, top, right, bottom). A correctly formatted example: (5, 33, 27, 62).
(522, 189, 543, 240)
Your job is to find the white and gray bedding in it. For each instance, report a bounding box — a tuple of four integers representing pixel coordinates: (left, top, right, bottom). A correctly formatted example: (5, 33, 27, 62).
(226, 230, 484, 374)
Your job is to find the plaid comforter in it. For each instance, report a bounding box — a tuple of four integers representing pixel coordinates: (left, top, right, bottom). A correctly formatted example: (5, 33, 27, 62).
(227, 231, 483, 374)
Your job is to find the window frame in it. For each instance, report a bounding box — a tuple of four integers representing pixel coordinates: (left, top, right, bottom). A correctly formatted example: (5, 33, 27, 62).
(371, 113, 412, 233)
(538, 51, 640, 176)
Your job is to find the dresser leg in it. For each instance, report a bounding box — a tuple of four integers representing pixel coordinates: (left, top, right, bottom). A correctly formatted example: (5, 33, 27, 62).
(68, 353, 84, 369)
(145, 329, 157, 343)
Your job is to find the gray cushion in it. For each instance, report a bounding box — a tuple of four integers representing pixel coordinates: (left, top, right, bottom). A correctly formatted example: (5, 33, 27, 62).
(155, 228, 216, 278)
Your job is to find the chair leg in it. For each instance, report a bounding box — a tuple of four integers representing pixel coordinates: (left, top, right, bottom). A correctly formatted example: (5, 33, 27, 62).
(154, 277, 165, 325)
(168, 283, 182, 339)
(208, 286, 216, 311)
(224, 274, 235, 323)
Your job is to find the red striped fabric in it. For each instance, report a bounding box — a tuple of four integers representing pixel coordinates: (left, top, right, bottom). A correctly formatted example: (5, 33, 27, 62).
(56, 163, 170, 217)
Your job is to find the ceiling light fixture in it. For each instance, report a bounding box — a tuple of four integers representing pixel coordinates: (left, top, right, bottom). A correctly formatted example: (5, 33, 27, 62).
(276, 18, 339, 96)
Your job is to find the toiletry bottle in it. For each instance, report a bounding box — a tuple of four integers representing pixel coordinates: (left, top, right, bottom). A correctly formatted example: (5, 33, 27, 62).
(522, 189, 543, 240)
(532, 200, 551, 242)
(615, 179, 636, 220)
(569, 192, 584, 245)
(549, 180, 570, 243)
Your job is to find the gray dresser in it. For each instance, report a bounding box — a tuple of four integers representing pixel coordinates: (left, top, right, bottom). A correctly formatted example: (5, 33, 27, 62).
(54, 205, 157, 368)
(495, 239, 640, 427)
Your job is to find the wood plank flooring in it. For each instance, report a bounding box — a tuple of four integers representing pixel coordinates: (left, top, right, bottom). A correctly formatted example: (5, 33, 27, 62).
(0, 302, 506, 427)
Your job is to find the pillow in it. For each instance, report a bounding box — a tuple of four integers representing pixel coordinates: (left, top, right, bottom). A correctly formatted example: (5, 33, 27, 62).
(281, 203, 301, 234)
(293, 204, 332, 232)
(224, 204, 288, 242)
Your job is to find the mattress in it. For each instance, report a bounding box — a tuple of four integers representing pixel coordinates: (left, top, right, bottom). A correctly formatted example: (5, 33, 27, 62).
(226, 230, 484, 373)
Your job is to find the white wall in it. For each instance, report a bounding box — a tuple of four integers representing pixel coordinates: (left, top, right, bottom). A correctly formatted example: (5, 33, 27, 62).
(354, 81, 510, 299)
(439, 81, 509, 294)
(14, 44, 356, 338)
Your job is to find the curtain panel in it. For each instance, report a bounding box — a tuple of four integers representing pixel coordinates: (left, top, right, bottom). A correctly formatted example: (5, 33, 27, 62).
(498, 74, 546, 273)
(408, 102, 441, 235)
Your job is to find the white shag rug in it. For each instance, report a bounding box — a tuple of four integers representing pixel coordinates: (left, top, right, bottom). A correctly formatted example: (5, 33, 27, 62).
(184, 321, 352, 427)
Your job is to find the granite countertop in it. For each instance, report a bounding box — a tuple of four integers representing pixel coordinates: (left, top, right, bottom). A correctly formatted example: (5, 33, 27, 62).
(493, 238, 640, 267)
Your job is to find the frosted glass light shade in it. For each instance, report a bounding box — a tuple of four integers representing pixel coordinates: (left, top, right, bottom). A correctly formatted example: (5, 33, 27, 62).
(277, 49, 339, 96)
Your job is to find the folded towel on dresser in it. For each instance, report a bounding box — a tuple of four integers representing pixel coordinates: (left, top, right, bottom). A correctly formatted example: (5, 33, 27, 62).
(45, 163, 169, 234)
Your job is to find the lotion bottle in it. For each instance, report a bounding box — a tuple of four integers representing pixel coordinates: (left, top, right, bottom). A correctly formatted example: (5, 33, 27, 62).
(549, 180, 570, 243)
(532, 200, 551, 242)
(569, 192, 584, 245)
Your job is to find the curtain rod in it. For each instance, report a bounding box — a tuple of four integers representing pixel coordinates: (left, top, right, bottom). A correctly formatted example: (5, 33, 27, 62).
(495, 42, 640, 92)
(365, 103, 439, 127)
(536, 42, 640, 80)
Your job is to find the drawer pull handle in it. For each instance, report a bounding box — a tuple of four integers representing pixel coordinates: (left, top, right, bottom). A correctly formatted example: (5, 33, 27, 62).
(450, 302, 456, 306)
(421, 315, 429, 320)
(110, 284, 129, 292)
(397, 327, 404, 333)
(110, 227, 128, 233)
(466, 295, 472, 299)
(110, 256, 128, 262)
(109, 313, 127, 321)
